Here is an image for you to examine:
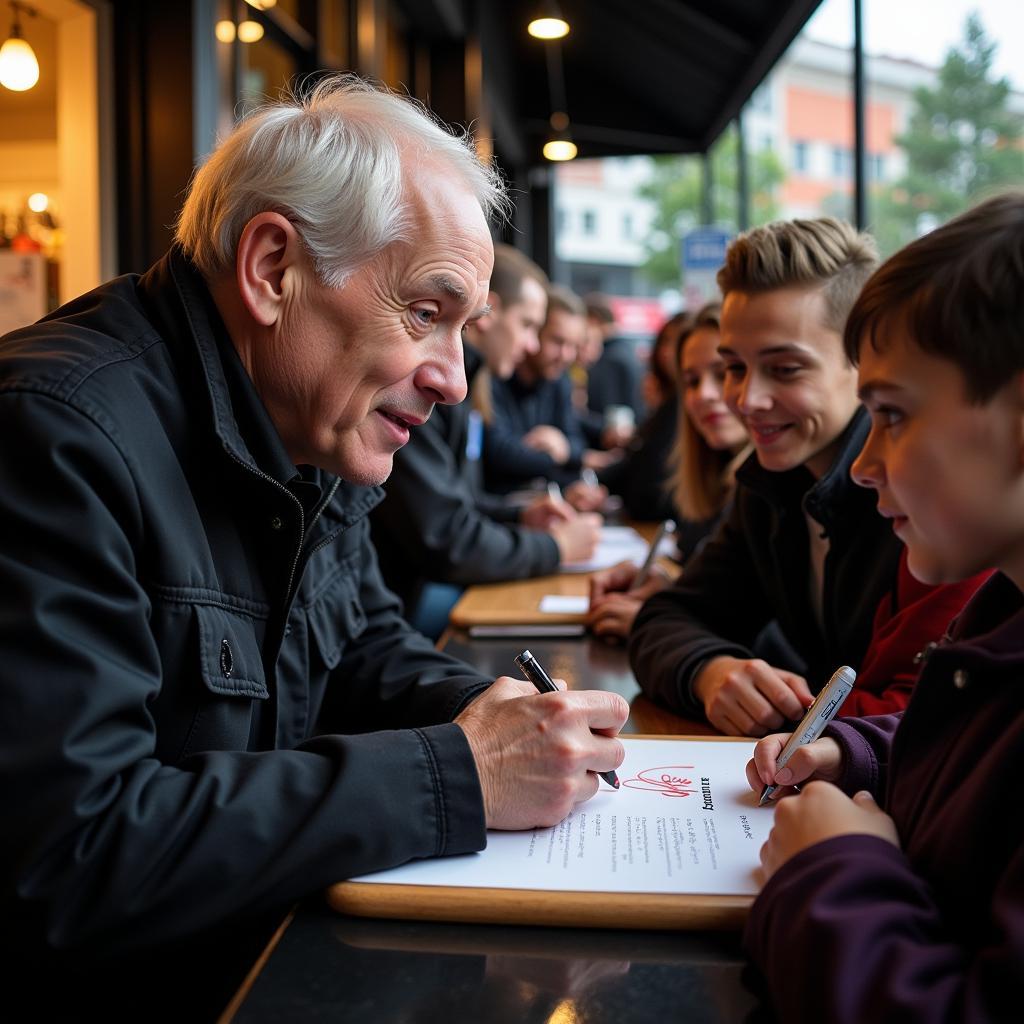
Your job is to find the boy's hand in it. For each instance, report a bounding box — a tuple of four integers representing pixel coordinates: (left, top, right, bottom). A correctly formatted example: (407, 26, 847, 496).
(759, 783, 900, 882)
(692, 656, 812, 736)
(745, 733, 843, 797)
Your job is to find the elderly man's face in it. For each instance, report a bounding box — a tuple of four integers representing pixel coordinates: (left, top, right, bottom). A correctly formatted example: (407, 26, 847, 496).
(261, 164, 493, 485)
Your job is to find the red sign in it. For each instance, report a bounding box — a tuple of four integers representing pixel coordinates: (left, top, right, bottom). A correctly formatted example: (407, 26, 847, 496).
(607, 296, 666, 336)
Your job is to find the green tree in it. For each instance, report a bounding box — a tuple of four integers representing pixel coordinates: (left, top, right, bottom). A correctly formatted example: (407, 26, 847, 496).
(638, 125, 784, 288)
(872, 12, 1024, 255)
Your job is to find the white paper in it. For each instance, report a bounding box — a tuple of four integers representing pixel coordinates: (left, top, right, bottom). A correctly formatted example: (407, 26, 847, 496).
(538, 594, 590, 614)
(352, 739, 768, 896)
(560, 526, 650, 573)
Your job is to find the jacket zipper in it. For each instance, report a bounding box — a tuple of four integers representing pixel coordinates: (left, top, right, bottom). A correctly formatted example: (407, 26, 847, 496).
(224, 448, 306, 605)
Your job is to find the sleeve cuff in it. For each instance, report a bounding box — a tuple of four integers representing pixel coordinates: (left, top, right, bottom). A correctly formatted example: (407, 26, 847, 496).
(415, 722, 487, 857)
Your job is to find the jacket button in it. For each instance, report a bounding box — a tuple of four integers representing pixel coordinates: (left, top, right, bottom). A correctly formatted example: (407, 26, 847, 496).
(284, 624, 292, 637)
(220, 638, 234, 677)
(952, 669, 968, 690)
(270, 516, 284, 531)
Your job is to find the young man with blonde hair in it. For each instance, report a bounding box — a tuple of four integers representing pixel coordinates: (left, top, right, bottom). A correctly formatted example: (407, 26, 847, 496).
(630, 217, 988, 734)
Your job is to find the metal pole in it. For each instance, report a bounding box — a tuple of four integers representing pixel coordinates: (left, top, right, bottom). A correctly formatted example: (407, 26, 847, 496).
(701, 151, 713, 225)
(853, 0, 866, 229)
(736, 112, 749, 231)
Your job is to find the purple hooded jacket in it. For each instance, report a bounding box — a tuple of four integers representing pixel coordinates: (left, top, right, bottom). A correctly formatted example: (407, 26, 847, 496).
(745, 572, 1024, 1023)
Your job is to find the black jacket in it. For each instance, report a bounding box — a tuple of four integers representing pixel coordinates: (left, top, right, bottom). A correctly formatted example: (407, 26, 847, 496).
(371, 344, 560, 610)
(598, 396, 678, 522)
(0, 250, 491, 963)
(629, 409, 903, 715)
(485, 371, 587, 492)
(587, 334, 644, 420)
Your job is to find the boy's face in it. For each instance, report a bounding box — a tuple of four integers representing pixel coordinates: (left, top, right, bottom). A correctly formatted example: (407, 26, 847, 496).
(719, 287, 861, 478)
(852, 328, 1024, 587)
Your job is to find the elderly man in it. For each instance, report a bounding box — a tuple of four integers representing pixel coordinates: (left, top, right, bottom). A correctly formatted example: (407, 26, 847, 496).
(371, 245, 601, 639)
(0, 76, 627, 1015)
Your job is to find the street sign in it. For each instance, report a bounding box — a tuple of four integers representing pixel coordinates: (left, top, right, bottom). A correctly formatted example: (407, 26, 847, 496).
(681, 226, 731, 309)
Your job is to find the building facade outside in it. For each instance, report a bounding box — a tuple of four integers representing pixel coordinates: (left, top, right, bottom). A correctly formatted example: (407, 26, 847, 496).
(554, 34, 1024, 312)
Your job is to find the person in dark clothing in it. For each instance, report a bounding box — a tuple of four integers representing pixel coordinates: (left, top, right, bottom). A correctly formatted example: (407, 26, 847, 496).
(484, 285, 606, 494)
(583, 295, 645, 430)
(596, 311, 694, 522)
(745, 192, 1024, 1024)
(0, 76, 628, 1018)
(371, 247, 600, 638)
(587, 303, 750, 639)
(628, 217, 988, 734)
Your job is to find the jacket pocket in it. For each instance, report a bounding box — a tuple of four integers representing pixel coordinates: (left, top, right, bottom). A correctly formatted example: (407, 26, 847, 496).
(306, 565, 367, 671)
(180, 603, 269, 758)
(194, 603, 269, 699)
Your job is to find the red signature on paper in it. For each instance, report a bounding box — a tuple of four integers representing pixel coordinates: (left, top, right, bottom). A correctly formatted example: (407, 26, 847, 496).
(622, 765, 697, 797)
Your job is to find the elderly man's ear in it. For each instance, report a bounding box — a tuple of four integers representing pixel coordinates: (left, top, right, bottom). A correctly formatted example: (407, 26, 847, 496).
(235, 212, 305, 326)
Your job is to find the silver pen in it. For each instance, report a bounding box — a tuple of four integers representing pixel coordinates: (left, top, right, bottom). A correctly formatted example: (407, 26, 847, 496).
(629, 519, 675, 592)
(514, 649, 620, 789)
(759, 665, 857, 806)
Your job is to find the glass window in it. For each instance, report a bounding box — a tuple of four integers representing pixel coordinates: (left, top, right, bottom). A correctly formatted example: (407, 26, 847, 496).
(792, 140, 809, 172)
(863, 0, 1024, 255)
(622, 212, 633, 238)
(582, 209, 597, 235)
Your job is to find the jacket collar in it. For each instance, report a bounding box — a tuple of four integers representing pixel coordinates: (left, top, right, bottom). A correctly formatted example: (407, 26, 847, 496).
(940, 572, 1024, 671)
(137, 249, 384, 518)
(735, 406, 874, 535)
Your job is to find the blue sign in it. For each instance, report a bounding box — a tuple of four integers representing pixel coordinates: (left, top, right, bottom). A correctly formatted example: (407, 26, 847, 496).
(681, 227, 732, 272)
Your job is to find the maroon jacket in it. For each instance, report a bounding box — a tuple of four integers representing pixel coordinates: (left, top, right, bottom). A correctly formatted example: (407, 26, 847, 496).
(745, 572, 1024, 1023)
(847, 549, 991, 717)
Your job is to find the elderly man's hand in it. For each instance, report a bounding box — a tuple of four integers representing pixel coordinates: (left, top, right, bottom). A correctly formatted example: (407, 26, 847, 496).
(456, 676, 628, 830)
(522, 425, 571, 464)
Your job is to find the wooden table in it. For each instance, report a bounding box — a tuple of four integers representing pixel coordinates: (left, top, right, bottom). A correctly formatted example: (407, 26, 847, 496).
(222, 611, 752, 1023)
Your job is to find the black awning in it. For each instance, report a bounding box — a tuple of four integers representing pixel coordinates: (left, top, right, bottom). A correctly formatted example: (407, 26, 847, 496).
(403, 0, 825, 165)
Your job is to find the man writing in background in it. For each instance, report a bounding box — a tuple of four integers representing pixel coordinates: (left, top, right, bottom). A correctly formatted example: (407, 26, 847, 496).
(371, 247, 602, 639)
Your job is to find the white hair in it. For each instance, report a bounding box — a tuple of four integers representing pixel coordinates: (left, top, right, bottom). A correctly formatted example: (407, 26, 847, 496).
(175, 74, 508, 287)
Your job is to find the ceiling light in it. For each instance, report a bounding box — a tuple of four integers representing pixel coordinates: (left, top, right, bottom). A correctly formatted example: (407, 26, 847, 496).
(244, 0, 277, 9)
(0, 2, 39, 93)
(27, 191, 48, 212)
(528, 17, 569, 40)
(215, 20, 236, 43)
(543, 111, 577, 161)
(237, 19, 264, 43)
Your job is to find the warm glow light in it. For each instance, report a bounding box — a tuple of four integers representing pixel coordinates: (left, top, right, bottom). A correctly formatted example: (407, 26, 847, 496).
(237, 20, 264, 43)
(215, 20, 236, 43)
(0, 35, 39, 91)
(528, 17, 569, 40)
(27, 192, 48, 212)
(244, 0, 277, 9)
(543, 138, 577, 162)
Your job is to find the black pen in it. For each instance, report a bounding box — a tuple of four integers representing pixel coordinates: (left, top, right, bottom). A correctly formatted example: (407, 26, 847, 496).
(514, 649, 620, 790)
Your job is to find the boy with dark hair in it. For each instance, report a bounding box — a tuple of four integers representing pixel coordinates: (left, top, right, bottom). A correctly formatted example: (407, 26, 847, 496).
(745, 190, 1024, 1023)
(629, 217, 988, 732)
